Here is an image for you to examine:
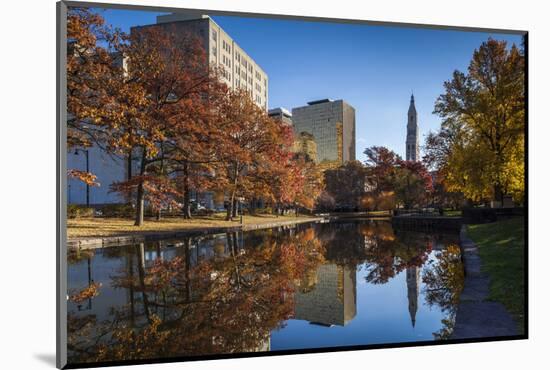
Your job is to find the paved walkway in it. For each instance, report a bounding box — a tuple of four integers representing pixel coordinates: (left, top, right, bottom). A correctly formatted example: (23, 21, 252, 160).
(451, 226, 518, 339)
(67, 217, 324, 250)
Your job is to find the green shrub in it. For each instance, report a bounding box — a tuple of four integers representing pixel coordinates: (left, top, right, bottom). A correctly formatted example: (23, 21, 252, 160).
(100, 203, 134, 218)
(67, 205, 95, 219)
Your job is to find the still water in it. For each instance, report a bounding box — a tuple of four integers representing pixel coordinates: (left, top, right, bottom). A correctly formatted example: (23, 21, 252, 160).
(67, 220, 464, 364)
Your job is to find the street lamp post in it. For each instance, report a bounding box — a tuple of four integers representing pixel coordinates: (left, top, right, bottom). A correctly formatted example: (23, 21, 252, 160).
(75, 149, 90, 207)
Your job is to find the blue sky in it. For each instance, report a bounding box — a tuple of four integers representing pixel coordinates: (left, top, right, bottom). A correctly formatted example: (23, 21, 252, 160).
(94, 8, 523, 162)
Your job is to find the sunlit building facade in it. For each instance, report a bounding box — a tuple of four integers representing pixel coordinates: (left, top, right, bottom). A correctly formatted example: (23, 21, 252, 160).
(153, 13, 269, 110)
(291, 99, 356, 166)
(292, 131, 317, 162)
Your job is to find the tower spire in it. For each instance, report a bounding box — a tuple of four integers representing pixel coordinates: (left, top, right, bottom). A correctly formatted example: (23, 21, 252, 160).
(406, 93, 419, 161)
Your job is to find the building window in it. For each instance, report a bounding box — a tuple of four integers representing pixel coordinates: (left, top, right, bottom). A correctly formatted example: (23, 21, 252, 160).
(212, 46, 217, 57)
(212, 30, 217, 41)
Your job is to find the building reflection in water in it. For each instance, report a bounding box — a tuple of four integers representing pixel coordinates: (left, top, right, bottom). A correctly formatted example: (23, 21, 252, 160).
(406, 266, 420, 328)
(294, 263, 357, 326)
(67, 221, 463, 364)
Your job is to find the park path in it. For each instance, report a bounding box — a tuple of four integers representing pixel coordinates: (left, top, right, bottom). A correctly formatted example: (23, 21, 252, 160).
(67, 217, 324, 250)
(451, 226, 519, 339)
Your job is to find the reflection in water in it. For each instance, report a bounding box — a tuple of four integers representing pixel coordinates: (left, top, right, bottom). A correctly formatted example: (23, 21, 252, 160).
(67, 220, 463, 365)
(406, 266, 420, 328)
(294, 264, 356, 326)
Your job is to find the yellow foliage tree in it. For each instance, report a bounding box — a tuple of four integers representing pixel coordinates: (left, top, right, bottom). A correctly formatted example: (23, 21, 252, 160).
(429, 38, 525, 203)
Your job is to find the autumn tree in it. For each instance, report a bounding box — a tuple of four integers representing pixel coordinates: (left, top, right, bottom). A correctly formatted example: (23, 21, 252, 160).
(363, 146, 401, 210)
(432, 38, 525, 204)
(392, 160, 433, 209)
(109, 25, 217, 225)
(216, 90, 291, 220)
(293, 158, 324, 212)
(323, 161, 368, 211)
(66, 8, 124, 187)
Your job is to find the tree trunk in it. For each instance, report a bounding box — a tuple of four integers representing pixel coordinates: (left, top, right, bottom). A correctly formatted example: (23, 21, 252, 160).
(225, 164, 239, 221)
(494, 183, 504, 206)
(182, 161, 192, 219)
(250, 197, 256, 215)
(126, 148, 133, 204)
(135, 182, 144, 226)
(226, 190, 235, 221)
(232, 198, 238, 218)
(134, 148, 147, 226)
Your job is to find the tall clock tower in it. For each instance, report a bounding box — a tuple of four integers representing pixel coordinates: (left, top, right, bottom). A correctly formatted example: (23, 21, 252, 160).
(406, 94, 419, 162)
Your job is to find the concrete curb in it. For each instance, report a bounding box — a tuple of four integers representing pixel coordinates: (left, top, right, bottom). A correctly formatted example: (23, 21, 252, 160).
(451, 225, 518, 339)
(67, 217, 324, 250)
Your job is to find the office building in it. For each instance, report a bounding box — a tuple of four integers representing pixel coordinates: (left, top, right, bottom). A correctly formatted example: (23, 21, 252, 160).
(268, 107, 292, 125)
(291, 99, 356, 166)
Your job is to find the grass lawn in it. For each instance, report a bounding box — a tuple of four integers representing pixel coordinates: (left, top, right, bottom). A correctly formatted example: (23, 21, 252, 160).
(467, 217, 525, 332)
(68, 212, 317, 239)
(443, 209, 462, 217)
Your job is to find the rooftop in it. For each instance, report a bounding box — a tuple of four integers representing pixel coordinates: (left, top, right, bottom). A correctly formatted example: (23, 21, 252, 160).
(268, 107, 292, 117)
(307, 99, 333, 105)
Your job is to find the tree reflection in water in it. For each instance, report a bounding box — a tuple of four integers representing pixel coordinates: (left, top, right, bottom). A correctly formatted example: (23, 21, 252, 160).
(66, 221, 464, 364)
(67, 228, 325, 364)
(422, 244, 464, 339)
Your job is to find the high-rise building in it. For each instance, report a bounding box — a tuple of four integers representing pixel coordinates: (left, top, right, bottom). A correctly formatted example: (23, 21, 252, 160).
(268, 107, 292, 126)
(406, 94, 419, 161)
(291, 99, 356, 166)
(136, 13, 269, 110)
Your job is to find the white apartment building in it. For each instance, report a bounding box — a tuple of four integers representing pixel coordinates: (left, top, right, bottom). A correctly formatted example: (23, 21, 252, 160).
(154, 13, 269, 110)
(68, 13, 269, 206)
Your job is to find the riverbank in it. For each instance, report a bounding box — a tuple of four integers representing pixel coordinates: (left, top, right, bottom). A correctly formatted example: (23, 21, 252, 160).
(452, 217, 525, 339)
(466, 217, 526, 332)
(67, 214, 324, 249)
